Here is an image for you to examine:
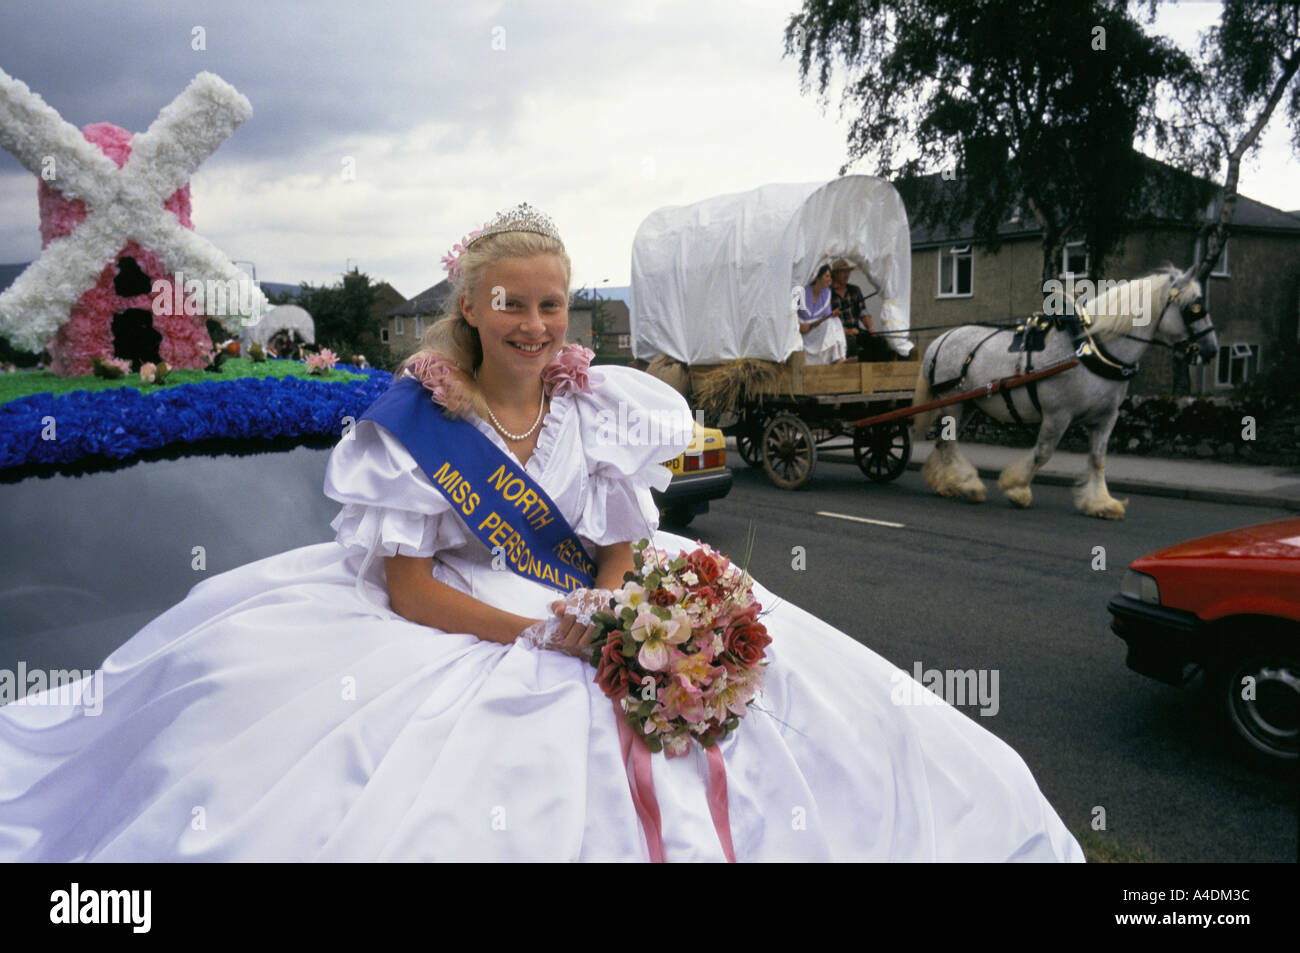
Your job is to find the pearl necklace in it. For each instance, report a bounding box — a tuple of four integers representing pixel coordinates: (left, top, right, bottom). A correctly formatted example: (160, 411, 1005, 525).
(475, 370, 546, 441)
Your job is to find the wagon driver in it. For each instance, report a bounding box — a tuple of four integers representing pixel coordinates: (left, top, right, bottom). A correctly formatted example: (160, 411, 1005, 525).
(798, 264, 847, 364)
(830, 259, 889, 362)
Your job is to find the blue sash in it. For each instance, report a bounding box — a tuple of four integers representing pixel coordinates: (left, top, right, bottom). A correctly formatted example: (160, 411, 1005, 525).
(359, 376, 596, 593)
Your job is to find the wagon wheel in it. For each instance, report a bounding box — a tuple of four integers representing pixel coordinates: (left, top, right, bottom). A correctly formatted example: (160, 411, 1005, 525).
(854, 420, 911, 483)
(762, 413, 817, 490)
(810, 423, 839, 446)
(735, 407, 770, 468)
(737, 429, 763, 468)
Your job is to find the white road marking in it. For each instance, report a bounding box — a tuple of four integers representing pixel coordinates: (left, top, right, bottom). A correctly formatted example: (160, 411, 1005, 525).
(816, 511, 905, 528)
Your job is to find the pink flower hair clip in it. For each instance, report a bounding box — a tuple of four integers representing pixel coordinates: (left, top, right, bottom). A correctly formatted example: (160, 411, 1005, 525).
(542, 343, 602, 397)
(440, 229, 484, 283)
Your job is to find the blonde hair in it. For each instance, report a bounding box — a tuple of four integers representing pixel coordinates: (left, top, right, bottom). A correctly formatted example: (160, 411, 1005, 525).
(395, 230, 573, 419)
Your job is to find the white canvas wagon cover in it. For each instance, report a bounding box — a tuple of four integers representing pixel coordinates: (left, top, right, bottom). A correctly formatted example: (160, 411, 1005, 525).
(630, 176, 912, 364)
(241, 303, 316, 349)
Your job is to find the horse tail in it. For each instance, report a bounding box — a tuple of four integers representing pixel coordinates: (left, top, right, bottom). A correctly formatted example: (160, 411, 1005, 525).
(910, 355, 939, 439)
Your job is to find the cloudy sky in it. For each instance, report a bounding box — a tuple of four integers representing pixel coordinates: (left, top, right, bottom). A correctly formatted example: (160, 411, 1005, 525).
(0, 0, 1295, 301)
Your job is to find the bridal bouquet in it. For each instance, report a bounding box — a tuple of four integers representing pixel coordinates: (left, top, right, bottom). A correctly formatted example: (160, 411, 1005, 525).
(588, 538, 770, 757)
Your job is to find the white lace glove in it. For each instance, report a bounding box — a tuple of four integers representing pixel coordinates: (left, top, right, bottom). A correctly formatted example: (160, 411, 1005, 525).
(518, 587, 615, 657)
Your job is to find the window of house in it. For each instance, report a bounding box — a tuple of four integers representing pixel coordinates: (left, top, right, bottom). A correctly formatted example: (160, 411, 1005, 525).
(937, 246, 973, 297)
(1195, 235, 1231, 279)
(1062, 241, 1089, 278)
(1216, 342, 1260, 387)
(617, 334, 631, 349)
(381, 327, 389, 344)
(395, 317, 404, 335)
(414, 316, 423, 337)
(1211, 238, 1229, 277)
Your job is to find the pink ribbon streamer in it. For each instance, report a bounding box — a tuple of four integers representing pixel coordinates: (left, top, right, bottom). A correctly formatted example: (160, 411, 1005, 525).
(705, 744, 737, 862)
(615, 708, 664, 863)
(614, 702, 736, 863)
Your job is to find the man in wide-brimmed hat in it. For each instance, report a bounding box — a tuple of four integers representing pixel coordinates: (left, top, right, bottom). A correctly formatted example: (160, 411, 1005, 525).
(830, 259, 890, 362)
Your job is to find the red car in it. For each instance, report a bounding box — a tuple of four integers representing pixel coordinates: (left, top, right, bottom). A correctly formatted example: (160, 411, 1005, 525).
(1109, 518, 1300, 764)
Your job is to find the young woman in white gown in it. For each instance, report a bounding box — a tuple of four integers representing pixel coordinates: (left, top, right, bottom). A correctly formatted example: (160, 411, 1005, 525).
(0, 205, 1084, 863)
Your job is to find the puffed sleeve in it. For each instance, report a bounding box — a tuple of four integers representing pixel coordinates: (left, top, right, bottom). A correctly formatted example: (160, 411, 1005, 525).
(570, 364, 694, 545)
(322, 419, 472, 607)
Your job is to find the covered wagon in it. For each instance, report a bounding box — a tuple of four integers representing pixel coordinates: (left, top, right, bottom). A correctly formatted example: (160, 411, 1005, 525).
(630, 176, 921, 489)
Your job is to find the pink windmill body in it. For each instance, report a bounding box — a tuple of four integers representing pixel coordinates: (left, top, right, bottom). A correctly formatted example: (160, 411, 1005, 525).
(40, 123, 212, 376)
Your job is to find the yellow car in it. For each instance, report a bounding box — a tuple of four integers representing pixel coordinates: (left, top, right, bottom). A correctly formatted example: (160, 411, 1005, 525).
(654, 421, 732, 527)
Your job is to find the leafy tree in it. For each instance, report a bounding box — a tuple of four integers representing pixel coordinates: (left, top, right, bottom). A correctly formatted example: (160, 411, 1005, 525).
(1162, 0, 1300, 282)
(574, 286, 611, 360)
(785, 0, 1197, 282)
(294, 270, 382, 362)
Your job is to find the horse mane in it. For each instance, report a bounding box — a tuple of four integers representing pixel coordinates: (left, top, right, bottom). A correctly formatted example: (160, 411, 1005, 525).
(1076, 265, 1199, 340)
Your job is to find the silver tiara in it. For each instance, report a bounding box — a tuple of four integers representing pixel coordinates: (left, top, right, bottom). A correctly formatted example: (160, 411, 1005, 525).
(465, 202, 563, 249)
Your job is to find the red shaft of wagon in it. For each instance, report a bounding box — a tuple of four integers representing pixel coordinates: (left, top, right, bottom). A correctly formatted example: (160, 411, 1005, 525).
(852, 358, 1081, 429)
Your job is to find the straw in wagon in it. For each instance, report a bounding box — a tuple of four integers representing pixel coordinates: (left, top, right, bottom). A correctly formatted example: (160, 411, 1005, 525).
(691, 357, 788, 420)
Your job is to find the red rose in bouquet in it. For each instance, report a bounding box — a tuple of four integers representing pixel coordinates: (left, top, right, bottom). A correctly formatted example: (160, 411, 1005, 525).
(724, 620, 771, 670)
(685, 548, 724, 585)
(595, 633, 636, 698)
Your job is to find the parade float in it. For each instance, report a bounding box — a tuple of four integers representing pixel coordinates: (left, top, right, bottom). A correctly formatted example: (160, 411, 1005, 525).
(0, 68, 387, 478)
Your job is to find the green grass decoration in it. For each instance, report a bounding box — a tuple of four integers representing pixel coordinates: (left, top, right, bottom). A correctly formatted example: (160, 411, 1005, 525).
(0, 357, 368, 408)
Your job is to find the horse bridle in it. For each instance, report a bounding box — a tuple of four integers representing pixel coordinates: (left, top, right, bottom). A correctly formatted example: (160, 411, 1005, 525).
(1121, 284, 1215, 364)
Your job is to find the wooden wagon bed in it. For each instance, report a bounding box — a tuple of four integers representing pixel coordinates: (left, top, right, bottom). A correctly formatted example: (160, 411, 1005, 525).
(662, 354, 923, 490)
(687, 355, 921, 400)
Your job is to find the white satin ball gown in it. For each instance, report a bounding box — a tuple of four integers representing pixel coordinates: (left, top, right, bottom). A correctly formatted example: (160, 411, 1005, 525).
(0, 365, 1083, 862)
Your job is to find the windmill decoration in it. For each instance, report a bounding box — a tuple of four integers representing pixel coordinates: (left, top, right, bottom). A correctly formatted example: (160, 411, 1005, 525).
(0, 68, 268, 376)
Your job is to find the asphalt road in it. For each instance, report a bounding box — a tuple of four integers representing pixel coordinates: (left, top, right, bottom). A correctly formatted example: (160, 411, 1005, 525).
(672, 448, 1300, 863)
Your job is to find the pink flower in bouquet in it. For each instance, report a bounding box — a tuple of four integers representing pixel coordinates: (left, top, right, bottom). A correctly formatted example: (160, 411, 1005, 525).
(660, 675, 706, 724)
(644, 711, 674, 738)
(541, 343, 598, 397)
(710, 666, 764, 719)
(662, 733, 691, 758)
(139, 362, 156, 384)
(639, 545, 672, 572)
(671, 649, 720, 689)
(629, 608, 688, 672)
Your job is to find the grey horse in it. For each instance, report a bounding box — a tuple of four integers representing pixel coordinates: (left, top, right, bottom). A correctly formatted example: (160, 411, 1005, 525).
(910, 266, 1217, 518)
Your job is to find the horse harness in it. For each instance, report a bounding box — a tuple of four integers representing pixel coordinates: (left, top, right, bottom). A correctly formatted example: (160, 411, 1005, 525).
(925, 285, 1211, 427)
(927, 323, 1050, 426)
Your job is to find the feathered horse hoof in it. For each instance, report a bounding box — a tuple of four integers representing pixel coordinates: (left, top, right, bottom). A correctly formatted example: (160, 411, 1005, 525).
(1076, 493, 1128, 520)
(1002, 485, 1032, 508)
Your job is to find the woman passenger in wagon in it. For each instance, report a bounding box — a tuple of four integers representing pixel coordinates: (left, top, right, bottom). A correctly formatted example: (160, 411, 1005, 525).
(797, 263, 847, 364)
